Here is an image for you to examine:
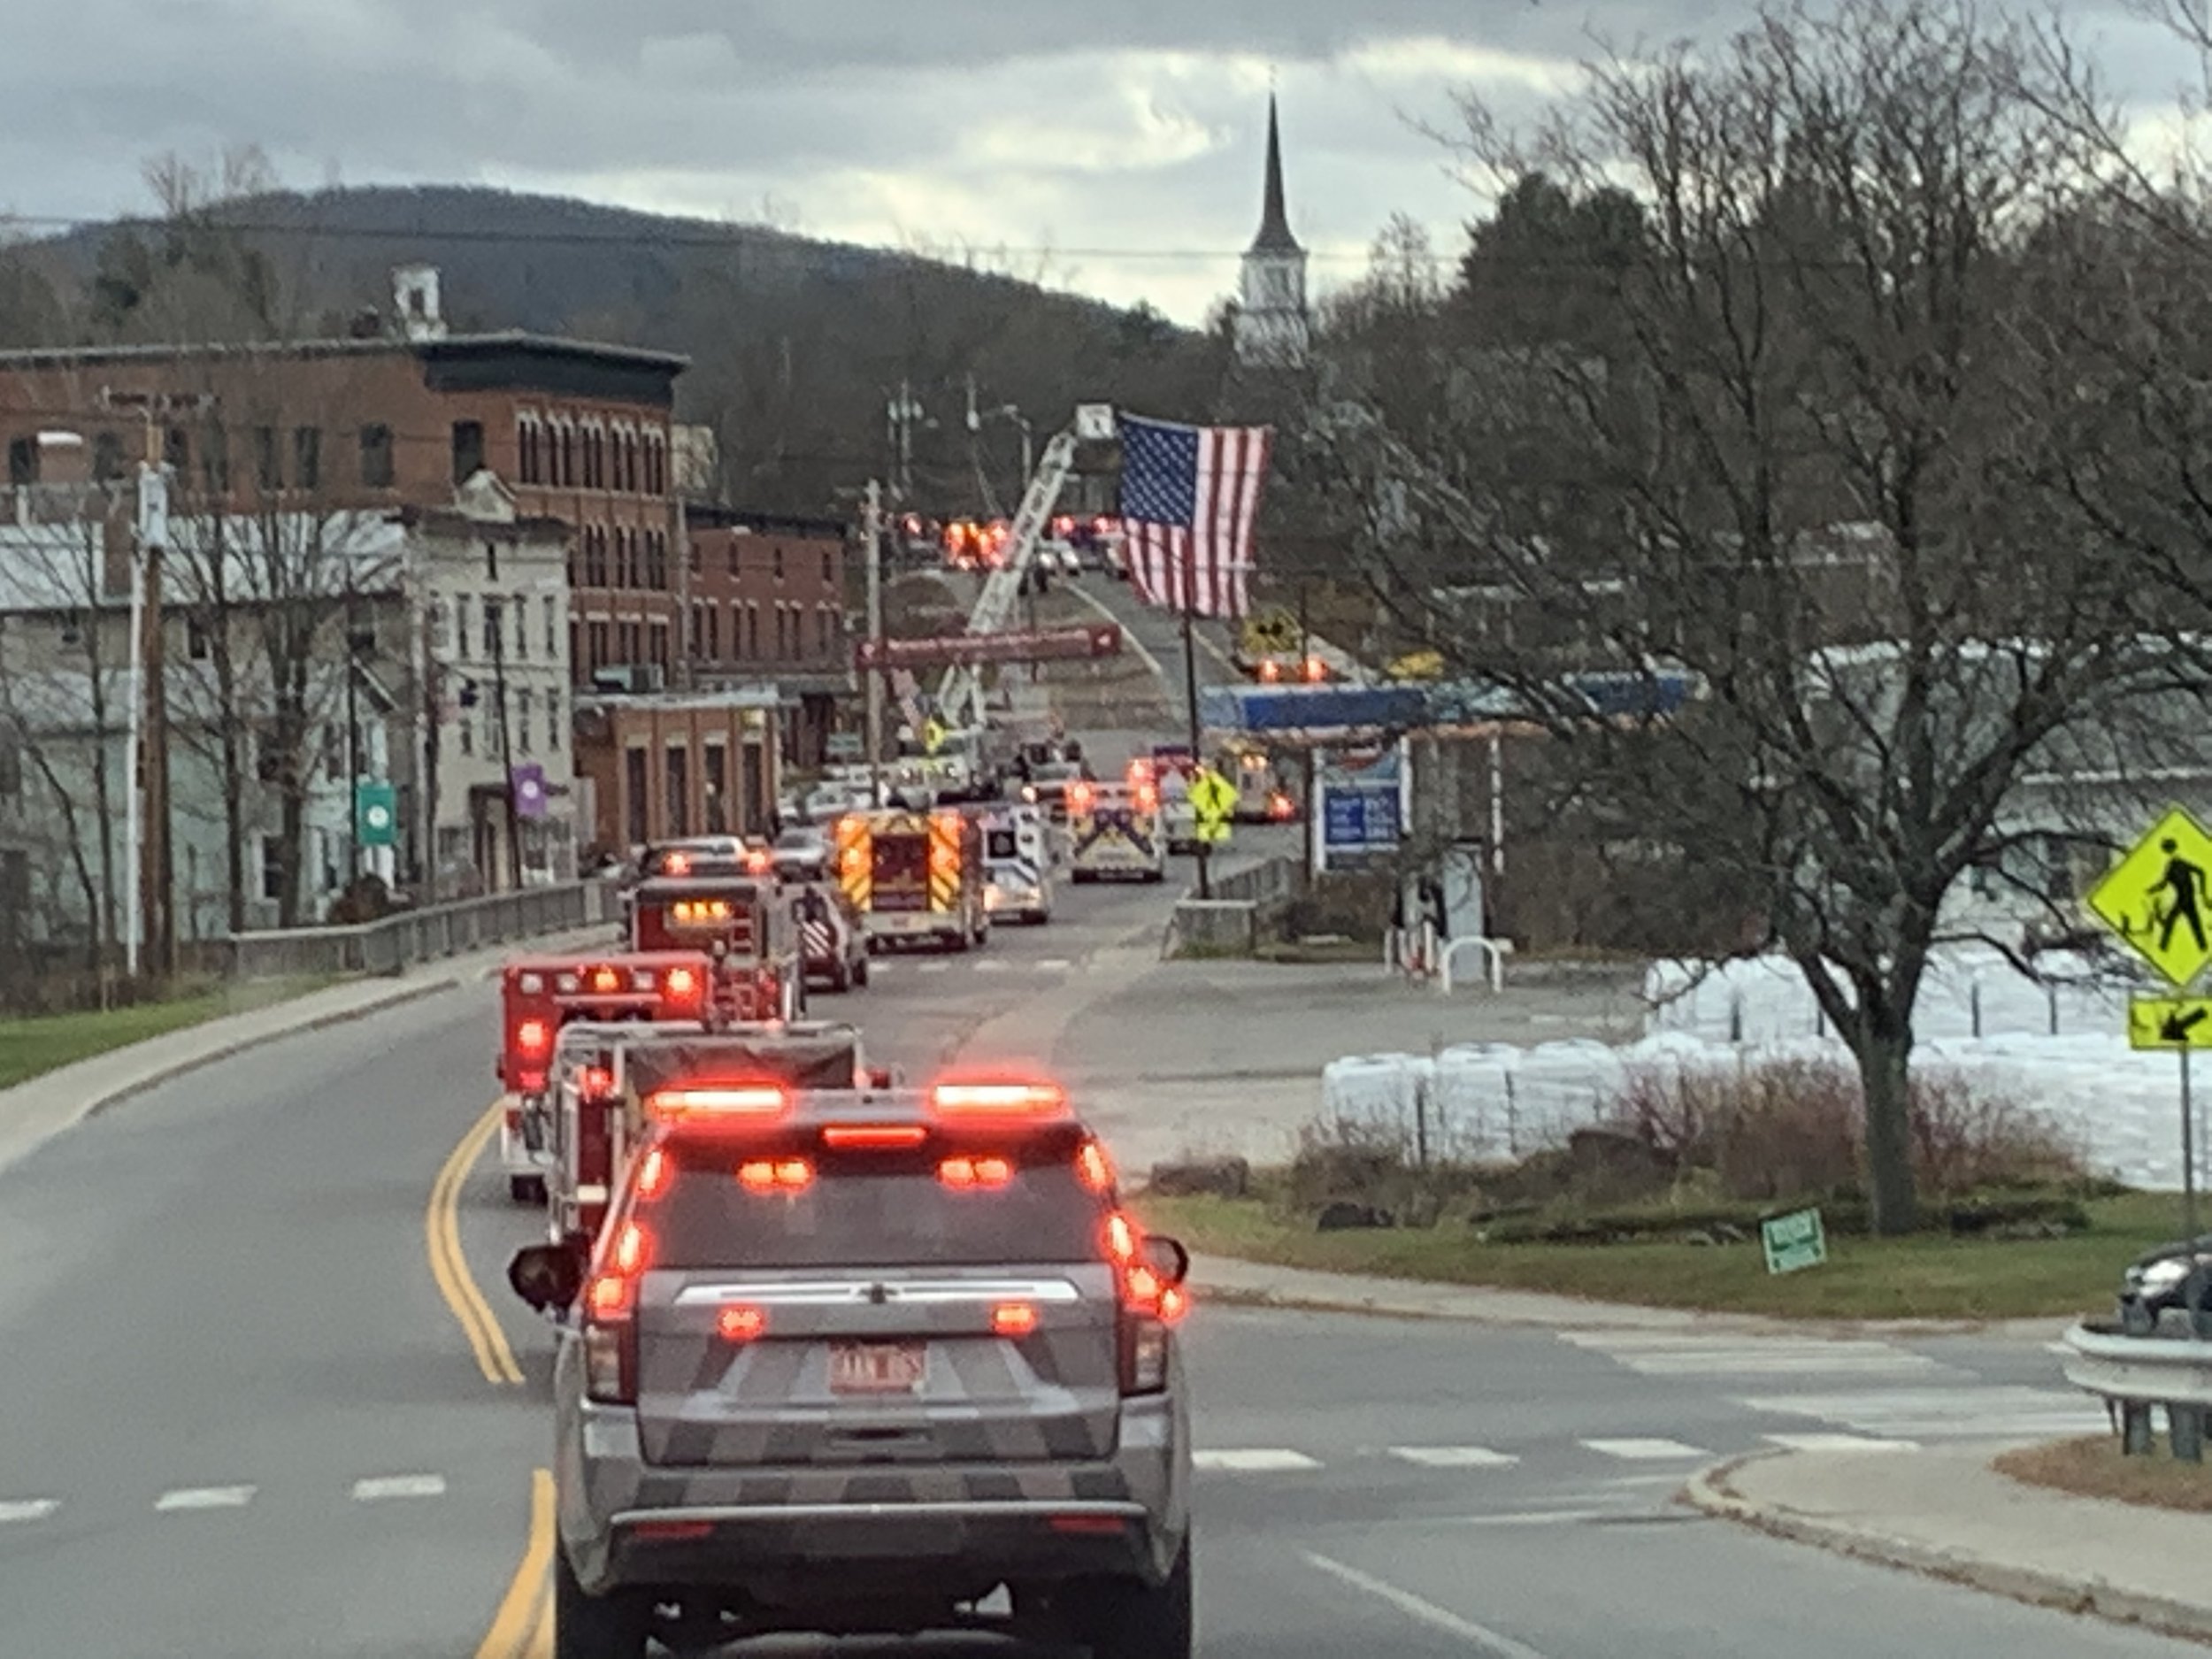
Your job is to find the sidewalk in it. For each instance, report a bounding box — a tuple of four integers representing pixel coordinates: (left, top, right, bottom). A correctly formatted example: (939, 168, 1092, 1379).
(0, 925, 613, 1179)
(1686, 1441, 2212, 1643)
(1188, 1253, 2074, 1341)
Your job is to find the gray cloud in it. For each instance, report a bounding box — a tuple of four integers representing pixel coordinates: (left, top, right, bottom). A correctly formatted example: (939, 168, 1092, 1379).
(0, 1, 2196, 323)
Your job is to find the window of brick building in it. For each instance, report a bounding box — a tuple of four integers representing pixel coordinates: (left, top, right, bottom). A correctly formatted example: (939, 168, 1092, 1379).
(359, 424, 395, 488)
(588, 619, 611, 670)
(649, 620, 670, 671)
(665, 742, 689, 836)
(252, 426, 281, 491)
(518, 416, 541, 484)
(451, 419, 485, 485)
(164, 426, 189, 473)
(546, 689, 562, 751)
(92, 432, 126, 482)
(294, 426, 321, 491)
(6, 437, 35, 488)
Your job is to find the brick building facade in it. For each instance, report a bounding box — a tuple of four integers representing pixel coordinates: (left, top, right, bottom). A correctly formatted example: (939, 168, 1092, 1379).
(572, 688, 783, 857)
(681, 504, 851, 766)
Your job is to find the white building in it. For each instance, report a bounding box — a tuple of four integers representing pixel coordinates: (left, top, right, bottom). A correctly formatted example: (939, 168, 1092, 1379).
(1233, 96, 1311, 372)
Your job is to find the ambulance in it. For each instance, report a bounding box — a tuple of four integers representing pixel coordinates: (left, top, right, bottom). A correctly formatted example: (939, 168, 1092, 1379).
(834, 808, 990, 951)
(980, 803, 1054, 924)
(1066, 776, 1168, 883)
(493, 950, 714, 1202)
(535, 1018, 876, 1253)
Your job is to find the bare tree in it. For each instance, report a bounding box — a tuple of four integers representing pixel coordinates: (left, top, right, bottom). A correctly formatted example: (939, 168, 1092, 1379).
(1302, 0, 2212, 1233)
(0, 483, 134, 990)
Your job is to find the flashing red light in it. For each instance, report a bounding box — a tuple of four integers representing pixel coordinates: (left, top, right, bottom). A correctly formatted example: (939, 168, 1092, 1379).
(718, 1304, 767, 1341)
(589, 965, 622, 994)
(634, 1146, 672, 1200)
(1257, 660, 1281, 683)
(1104, 1211, 1137, 1263)
(1076, 1140, 1114, 1193)
(738, 1157, 814, 1191)
(931, 1081, 1067, 1118)
(992, 1302, 1039, 1337)
(611, 1221, 650, 1275)
(823, 1124, 929, 1150)
(646, 1085, 788, 1119)
(664, 967, 700, 1001)
(1133, 783, 1158, 812)
(580, 1064, 615, 1098)
(939, 1154, 1014, 1189)
(664, 851, 692, 875)
(1159, 1284, 1191, 1325)
(746, 849, 772, 874)
(586, 1271, 634, 1319)
(1302, 657, 1326, 683)
(516, 1019, 550, 1056)
(1066, 781, 1094, 815)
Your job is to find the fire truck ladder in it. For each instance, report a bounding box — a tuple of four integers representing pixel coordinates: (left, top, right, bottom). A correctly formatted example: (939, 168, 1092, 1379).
(935, 426, 1081, 733)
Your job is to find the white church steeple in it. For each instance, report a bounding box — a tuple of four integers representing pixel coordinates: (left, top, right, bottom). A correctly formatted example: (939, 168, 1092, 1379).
(1233, 95, 1310, 371)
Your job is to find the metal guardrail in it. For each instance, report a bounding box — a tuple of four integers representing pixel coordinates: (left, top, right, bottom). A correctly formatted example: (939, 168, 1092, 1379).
(220, 880, 621, 979)
(2062, 1322, 2212, 1459)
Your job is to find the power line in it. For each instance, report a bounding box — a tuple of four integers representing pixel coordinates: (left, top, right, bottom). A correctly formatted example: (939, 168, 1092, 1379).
(0, 208, 1384, 265)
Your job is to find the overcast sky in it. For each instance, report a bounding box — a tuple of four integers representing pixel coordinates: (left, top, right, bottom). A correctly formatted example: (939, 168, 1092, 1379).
(0, 1, 2187, 324)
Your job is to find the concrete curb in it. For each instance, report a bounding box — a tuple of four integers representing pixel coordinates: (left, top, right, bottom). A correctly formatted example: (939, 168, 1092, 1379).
(82, 976, 463, 1120)
(1681, 1453, 2212, 1647)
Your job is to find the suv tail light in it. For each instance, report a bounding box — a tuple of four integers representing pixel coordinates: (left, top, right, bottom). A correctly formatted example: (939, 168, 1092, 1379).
(583, 1224, 650, 1404)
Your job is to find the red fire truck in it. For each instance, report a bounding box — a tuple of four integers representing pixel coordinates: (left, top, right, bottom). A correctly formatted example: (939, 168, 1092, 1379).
(627, 868, 807, 1022)
(535, 1018, 874, 1253)
(495, 951, 714, 1202)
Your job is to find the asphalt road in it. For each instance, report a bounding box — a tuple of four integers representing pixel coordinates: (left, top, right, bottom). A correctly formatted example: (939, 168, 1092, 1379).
(0, 590, 2182, 1656)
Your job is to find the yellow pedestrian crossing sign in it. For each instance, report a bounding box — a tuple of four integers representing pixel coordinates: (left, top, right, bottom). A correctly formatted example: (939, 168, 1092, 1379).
(2129, 996, 2212, 1050)
(1194, 817, 1231, 845)
(2087, 808, 2212, 987)
(922, 717, 948, 757)
(1189, 766, 1237, 823)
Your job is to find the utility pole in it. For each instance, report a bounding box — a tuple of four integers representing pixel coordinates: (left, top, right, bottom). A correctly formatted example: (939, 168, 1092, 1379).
(491, 598, 521, 888)
(1181, 556, 1210, 901)
(343, 557, 361, 884)
(1298, 574, 1317, 881)
(864, 480, 885, 808)
(139, 444, 174, 978)
(887, 381, 923, 504)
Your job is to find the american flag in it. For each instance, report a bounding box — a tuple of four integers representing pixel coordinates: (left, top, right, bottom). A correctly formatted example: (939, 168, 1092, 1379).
(1116, 415, 1271, 619)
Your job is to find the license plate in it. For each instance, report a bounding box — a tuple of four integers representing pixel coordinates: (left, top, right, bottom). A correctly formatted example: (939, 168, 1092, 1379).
(830, 1343, 926, 1394)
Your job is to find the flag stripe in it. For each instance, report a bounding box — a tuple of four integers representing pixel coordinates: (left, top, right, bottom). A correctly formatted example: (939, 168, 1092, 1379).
(1115, 415, 1271, 620)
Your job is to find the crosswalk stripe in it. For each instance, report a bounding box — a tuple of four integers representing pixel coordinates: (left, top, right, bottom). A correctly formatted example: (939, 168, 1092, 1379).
(351, 1474, 448, 1502)
(1388, 1446, 1520, 1468)
(155, 1486, 256, 1512)
(1581, 1438, 1709, 1461)
(1558, 1332, 1947, 1377)
(1194, 1449, 1321, 1472)
(1737, 1386, 2105, 1439)
(0, 1499, 57, 1524)
(1763, 1432, 1918, 1453)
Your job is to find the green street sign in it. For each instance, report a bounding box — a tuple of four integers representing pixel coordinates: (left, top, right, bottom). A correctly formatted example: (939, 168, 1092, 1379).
(1761, 1207, 1827, 1275)
(355, 780, 398, 849)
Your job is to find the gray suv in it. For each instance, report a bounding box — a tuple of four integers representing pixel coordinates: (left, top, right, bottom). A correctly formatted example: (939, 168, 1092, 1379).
(511, 1079, 1194, 1656)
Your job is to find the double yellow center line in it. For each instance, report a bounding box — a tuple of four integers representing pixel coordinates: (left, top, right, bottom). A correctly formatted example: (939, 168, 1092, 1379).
(426, 1100, 525, 1386)
(475, 1469, 556, 1659)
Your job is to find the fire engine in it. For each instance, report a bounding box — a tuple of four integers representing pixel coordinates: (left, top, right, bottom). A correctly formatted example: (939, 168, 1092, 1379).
(495, 951, 714, 1202)
(534, 1018, 876, 1254)
(833, 807, 990, 951)
(627, 866, 806, 1021)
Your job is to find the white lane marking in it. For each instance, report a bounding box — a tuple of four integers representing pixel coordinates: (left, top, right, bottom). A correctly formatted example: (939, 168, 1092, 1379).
(1435, 1509, 1617, 1527)
(1193, 1448, 1321, 1472)
(2044, 1342, 2074, 1356)
(0, 1499, 58, 1524)
(1581, 1438, 1709, 1461)
(1302, 1551, 1556, 1659)
(1388, 1446, 1520, 1469)
(351, 1474, 449, 1502)
(972, 959, 1009, 972)
(155, 1486, 256, 1512)
(1557, 1331, 1946, 1377)
(1036, 958, 1071, 970)
(1763, 1432, 1918, 1454)
(1736, 1386, 2106, 1440)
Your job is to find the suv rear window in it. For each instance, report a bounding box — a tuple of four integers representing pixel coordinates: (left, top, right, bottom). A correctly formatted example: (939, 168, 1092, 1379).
(647, 1136, 1105, 1269)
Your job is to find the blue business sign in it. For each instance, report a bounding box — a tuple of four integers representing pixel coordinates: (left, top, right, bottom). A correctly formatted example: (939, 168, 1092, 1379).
(1317, 745, 1404, 864)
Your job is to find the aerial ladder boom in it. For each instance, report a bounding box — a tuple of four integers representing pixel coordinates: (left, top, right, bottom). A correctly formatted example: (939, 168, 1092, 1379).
(934, 427, 1082, 732)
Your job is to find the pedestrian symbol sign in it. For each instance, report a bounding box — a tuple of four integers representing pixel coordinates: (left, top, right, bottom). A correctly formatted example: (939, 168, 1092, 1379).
(2129, 996, 2212, 1050)
(2087, 808, 2212, 987)
(922, 717, 948, 757)
(1189, 767, 1237, 822)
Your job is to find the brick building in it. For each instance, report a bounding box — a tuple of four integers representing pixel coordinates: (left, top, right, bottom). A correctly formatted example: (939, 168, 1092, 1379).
(572, 688, 783, 858)
(681, 504, 852, 766)
(0, 266, 687, 692)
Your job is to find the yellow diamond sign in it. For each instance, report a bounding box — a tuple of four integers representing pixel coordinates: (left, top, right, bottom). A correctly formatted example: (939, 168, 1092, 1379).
(2087, 808, 2212, 988)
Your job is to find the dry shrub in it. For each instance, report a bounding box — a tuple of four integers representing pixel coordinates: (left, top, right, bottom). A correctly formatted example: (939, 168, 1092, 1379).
(1609, 1058, 2085, 1201)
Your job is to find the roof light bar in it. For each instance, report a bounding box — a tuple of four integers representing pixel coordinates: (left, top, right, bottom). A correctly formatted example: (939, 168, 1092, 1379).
(644, 1085, 789, 1120)
(929, 1080, 1068, 1118)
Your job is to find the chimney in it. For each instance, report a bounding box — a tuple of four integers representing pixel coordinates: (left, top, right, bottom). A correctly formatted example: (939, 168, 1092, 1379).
(392, 264, 447, 342)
